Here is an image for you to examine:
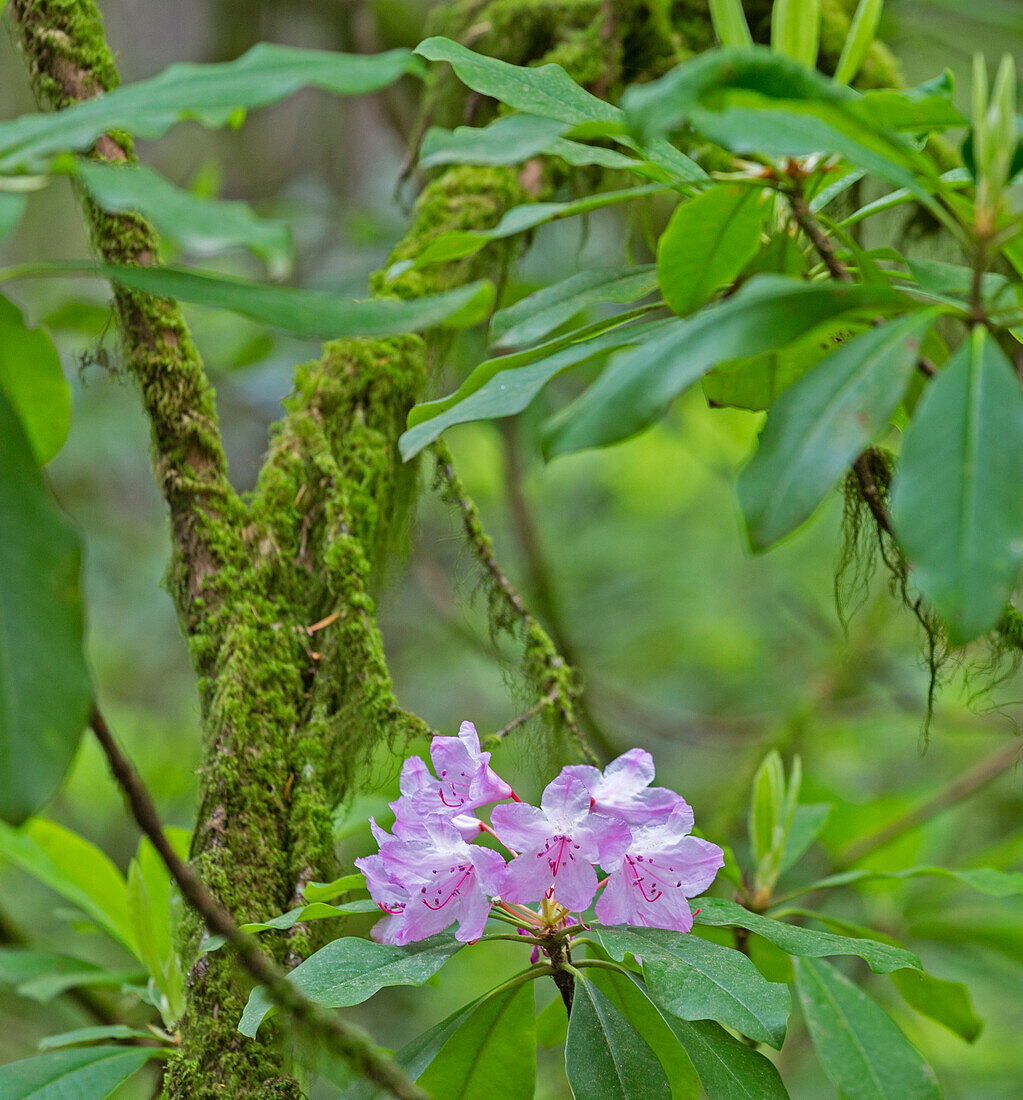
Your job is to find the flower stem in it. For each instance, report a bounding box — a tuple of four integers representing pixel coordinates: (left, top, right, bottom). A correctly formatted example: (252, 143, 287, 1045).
(479, 820, 518, 857)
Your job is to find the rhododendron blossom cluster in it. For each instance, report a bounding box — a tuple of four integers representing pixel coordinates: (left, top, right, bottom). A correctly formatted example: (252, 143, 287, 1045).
(356, 722, 724, 946)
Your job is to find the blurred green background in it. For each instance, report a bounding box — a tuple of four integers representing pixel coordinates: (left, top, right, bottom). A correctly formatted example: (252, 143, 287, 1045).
(1, 1, 1022, 1095)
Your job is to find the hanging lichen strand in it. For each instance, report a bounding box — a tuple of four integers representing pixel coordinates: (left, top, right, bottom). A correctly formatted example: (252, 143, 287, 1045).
(8, 0, 899, 1096)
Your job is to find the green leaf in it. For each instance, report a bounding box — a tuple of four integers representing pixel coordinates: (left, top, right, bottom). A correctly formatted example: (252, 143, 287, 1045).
(663, 1017, 790, 1099)
(0, 948, 142, 1002)
(793, 864, 1023, 897)
(200, 899, 379, 954)
(596, 926, 791, 1048)
(891, 327, 1023, 642)
(419, 982, 535, 1100)
(692, 897, 920, 973)
(794, 957, 941, 1100)
(73, 161, 292, 276)
(779, 803, 831, 872)
(400, 316, 673, 459)
(835, 0, 885, 85)
(772, 0, 821, 67)
(657, 185, 770, 316)
(0, 401, 91, 825)
(302, 872, 366, 902)
(709, 0, 754, 48)
(239, 933, 462, 1036)
(739, 311, 940, 549)
(491, 266, 659, 351)
(0, 294, 70, 464)
(0, 45, 422, 170)
(38, 1026, 159, 1051)
(0, 191, 27, 243)
(0, 1046, 160, 1100)
(565, 976, 670, 1100)
(889, 968, 983, 1043)
(542, 275, 902, 457)
(748, 750, 786, 867)
(8, 262, 494, 339)
(414, 38, 620, 126)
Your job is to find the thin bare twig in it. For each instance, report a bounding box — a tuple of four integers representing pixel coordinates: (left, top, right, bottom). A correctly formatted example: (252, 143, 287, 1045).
(88, 707, 427, 1100)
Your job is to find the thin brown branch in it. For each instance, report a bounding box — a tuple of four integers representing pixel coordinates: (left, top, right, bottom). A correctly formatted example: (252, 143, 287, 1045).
(787, 189, 853, 284)
(88, 706, 428, 1100)
(852, 450, 895, 537)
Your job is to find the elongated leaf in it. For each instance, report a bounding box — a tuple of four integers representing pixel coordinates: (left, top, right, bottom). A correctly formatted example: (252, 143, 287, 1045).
(9, 262, 493, 338)
(74, 161, 292, 275)
(692, 897, 919, 973)
(772, 0, 821, 67)
(0, 402, 91, 825)
(492, 266, 659, 350)
(419, 982, 535, 1100)
(891, 327, 1023, 642)
(709, 0, 754, 47)
(779, 803, 831, 872)
(597, 925, 791, 1048)
(657, 185, 770, 316)
(663, 1017, 789, 1099)
(239, 933, 462, 1036)
(748, 750, 785, 867)
(0, 294, 70, 464)
(889, 968, 983, 1042)
(739, 311, 940, 549)
(414, 38, 620, 125)
(793, 864, 1023, 897)
(201, 899, 378, 955)
(836, 0, 885, 84)
(400, 317, 673, 459)
(0, 45, 421, 170)
(0, 819, 134, 950)
(566, 976, 670, 1100)
(0, 192, 28, 242)
(0, 948, 142, 1002)
(302, 872, 366, 902)
(795, 957, 941, 1099)
(0, 1046, 160, 1100)
(543, 275, 902, 457)
(38, 1026, 159, 1051)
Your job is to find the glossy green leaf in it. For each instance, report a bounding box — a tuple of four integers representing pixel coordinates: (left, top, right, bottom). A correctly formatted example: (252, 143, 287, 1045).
(794, 957, 941, 1099)
(491, 266, 659, 350)
(543, 275, 902, 457)
(772, 0, 821, 67)
(597, 925, 791, 1048)
(835, 0, 885, 84)
(0, 45, 422, 171)
(0, 948, 142, 1002)
(889, 968, 983, 1042)
(779, 803, 831, 871)
(302, 872, 366, 902)
(663, 1017, 789, 1099)
(0, 403, 91, 825)
(0, 294, 70, 464)
(239, 933, 462, 1036)
(657, 185, 769, 316)
(565, 976, 670, 1100)
(748, 750, 786, 867)
(7, 262, 493, 338)
(794, 863, 1023, 897)
(201, 898, 378, 955)
(74, 161, 292, 276)
(709, 0, 753, 47)
(400, 317, 673, 459)
(38, 1026, 160, 1051)
(739, 311, 939, 549)
(891, 327, 1023, 642)
(414, 38, 620, 126)
(419, 982, 535, 1100)
(692, 898, 920, 973)
(0, 819, 134, 950)
(0, 1046, 160, 1100)
(536, 994, 570, 1048)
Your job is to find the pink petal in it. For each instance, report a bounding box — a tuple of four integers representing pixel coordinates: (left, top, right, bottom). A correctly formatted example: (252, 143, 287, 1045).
(490, 802, 551, 850)
(540, 773, 592, 827)
(499, 849, 555, 905)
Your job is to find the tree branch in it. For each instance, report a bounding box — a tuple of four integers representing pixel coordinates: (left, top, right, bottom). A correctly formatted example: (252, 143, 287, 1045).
(88, 706, 427, 1100)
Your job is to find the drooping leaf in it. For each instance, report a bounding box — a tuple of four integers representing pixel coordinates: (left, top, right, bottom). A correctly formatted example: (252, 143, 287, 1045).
(0, 402, 91, 825)
(0, 1046, 161, 1100)
(418, 982, 535, 1100)
(239, 933, 463, 1036)
(793, 864, 1023, 898)
(691, 897, 920, 973)
(0, 294, 70, 464)
(656, 185, 770, 316)
(73, 160, 292, 276)
(37, 1026, 160, 1051)
(201, 899, 379, 955)
(662, 1017, 790, 1099)
(794, 957, 941, 1100)
(891, 326, 1023, 642)
(739, 311, 940, 549)
(0, 948, 142, 1002)
(889, 968, 983, 1043)
(0, 45, 422, 170)
(596, 925, 791, 1048)
(0, 819, 134, 950)
(302, 872, 366, 902)
(565, 976, 670, 1100)
(400, 316, 673, 459)
(491, 266, 659, 350)
(542, 275, 903, 457)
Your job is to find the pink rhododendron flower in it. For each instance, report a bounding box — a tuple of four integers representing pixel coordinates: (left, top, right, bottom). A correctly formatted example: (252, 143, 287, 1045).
(354, 847, 412, 945)
(563, 748, 689, 826)
(491, 773, 630, 912)
(390, 756, 481, 842)
(430, 721, 514, 808)
(595, 804, 723, 932)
